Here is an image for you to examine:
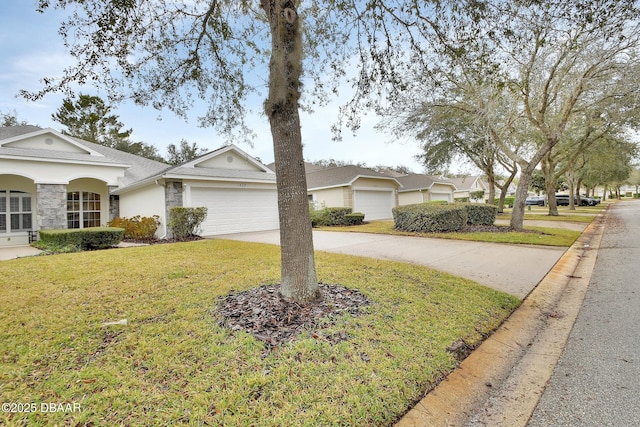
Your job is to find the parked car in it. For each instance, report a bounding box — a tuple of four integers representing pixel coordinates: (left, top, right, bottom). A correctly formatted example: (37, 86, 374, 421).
(554, 194, 576, 206)
(580, 195, 601, 206)
(525, 195, 546, 206)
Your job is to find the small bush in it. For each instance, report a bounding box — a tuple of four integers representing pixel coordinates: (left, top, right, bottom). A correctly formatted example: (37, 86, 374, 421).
(168, 207, 208, 239)
(454, 197, 469, 203)
(37, 227, 125, 251)
(344, 212, 365, 225)
(311, 207, 354, 227)
(393, 203, 468, 233)
(461, 203, 498, 226)
(108, 215, 160, 239)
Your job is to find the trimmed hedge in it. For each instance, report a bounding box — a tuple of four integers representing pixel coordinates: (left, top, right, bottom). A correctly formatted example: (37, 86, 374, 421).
(344, 213, 365, 225)
(38, 227, 125, 250)
(108, 215, 161, 239)
(462, 203, 498, 226)
(393, 203, 468, 233)
(311, 207, 364, 227)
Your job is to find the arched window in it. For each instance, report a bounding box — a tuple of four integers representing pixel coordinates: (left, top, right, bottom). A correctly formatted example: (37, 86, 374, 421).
(67, 192, 101, 229)
(0, 190, 33, 233)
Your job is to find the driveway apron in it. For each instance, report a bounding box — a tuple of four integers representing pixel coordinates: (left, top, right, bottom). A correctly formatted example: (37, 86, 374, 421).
(212, 230, 566, 299)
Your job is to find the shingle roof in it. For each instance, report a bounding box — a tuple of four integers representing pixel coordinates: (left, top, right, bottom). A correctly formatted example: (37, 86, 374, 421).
(306, 165, 398, 190)
(396, 174, 456, 192)
(446, 175, 483, 191)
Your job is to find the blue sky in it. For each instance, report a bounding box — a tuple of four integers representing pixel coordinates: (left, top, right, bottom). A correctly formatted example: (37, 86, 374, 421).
(0, 0, 430, 171)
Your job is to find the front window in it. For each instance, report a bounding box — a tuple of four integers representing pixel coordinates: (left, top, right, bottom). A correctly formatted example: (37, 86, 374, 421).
(67, 192, 101, 229)
(0, 190, 32, 233)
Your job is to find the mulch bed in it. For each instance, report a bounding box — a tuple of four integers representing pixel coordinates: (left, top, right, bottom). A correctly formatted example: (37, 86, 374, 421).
(460, 224, 544, 234)
(216, 284, 370, 349)
(122, 235, 204, 244)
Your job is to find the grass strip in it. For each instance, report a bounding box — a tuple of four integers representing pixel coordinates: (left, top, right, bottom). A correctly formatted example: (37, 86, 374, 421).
(321, 221, 581, 247)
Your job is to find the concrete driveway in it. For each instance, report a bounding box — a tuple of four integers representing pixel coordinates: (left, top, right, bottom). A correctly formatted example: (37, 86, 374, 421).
(211, 230, 567, 299)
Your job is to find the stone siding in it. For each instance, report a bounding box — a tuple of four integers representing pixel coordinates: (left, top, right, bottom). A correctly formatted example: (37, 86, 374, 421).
(36, 184, 67, 230)
(164, 181, 183, 238)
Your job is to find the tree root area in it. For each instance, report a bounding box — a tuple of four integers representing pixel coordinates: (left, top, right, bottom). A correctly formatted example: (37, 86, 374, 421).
(216, 284, 370, 348)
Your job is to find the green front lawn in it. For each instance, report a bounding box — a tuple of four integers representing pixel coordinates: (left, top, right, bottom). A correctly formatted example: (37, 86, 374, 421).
(0, 240, 519, 426)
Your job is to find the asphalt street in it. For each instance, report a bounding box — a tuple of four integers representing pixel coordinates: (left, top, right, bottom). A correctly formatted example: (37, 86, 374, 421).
(528, 200, 640, 426)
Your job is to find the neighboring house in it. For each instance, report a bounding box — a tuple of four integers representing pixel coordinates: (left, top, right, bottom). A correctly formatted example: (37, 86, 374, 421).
(495, 179, 517, 198)
(0, 125, 278, 247)
(305, 165, 401, 220)
(447, 175, 489, 201)
(396, 174, 457, 205)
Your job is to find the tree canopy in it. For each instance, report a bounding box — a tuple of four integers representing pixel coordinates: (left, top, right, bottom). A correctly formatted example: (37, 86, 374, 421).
(52, 94, 164, 162)
(376, 0, 640, 228)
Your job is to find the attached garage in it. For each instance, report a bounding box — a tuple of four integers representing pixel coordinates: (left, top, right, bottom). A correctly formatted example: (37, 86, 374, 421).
(189, 186, 279, 236)
(430, 192, 452, 203)
(353, 189, 395, 220)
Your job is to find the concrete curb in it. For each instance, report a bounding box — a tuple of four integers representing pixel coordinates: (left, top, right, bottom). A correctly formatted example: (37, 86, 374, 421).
(395, 209, 607, 427)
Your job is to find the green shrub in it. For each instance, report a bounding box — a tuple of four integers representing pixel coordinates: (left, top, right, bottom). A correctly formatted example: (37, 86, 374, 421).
(168, 207, 208, 239)
(495, 196, 515, 208)
(460, 203, 498, 226)
(454, 197, 469, 203)
(310, 207, 354, 227)
(393, 203, 468, 233)
(470, 190, 485, 201)
(108, 215, 161, 239)
(37, 227, 125, 251)
(344, 212, 365, 225)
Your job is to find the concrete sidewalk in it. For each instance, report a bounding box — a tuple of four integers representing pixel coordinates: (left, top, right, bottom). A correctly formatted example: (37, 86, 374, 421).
(0, 245, 41, 261)
(212, 229, 567, 299)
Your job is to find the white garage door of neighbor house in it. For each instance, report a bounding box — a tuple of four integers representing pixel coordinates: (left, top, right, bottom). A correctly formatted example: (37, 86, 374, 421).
(190, 187, 279, 235)
(354, 190, 394, 220)
(431, 192, 452, 202)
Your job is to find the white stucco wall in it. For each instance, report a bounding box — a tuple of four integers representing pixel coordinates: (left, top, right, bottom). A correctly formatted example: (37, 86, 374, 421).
(4, 133, 89, 153)
(195, 152, 262, 171)
(118, 183, 167, 237)
(0, 158, 126, 186)
(310, 187, 347, 209)
(398, 191, 425, 205)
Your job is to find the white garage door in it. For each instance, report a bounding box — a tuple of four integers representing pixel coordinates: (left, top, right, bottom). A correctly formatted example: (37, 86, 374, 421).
(353, 190, 395, 220)
(190, 187, 279, 235)
(430, 192, 452, 203)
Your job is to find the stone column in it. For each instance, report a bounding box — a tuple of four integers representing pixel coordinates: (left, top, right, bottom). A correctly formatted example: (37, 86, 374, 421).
(108, 186, 119, 222)
(36, 183, 67, 230)
(164, 181, 183, 239)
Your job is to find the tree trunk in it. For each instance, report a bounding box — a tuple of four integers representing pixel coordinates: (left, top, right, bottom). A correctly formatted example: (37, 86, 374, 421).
(263, 0, 318, 303)
(510, 163, 536, 231)
(542, 154, 559, 216)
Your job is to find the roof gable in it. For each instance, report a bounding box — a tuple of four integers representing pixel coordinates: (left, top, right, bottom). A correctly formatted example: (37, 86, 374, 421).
(181, 144, 273, 173)
(396, 174, 456, 192)
(306, 165, 399, 190)
(0, 127, 104, 156)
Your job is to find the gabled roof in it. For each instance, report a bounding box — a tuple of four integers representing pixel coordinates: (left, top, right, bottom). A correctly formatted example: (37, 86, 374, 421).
(113, 144, 276, 194)
(265, 161, 327, 174)
(447, 175, 487, 192)
(396, 174, 456, 192)
(0, 125, 170, 187)
(306, 165, 400, 190)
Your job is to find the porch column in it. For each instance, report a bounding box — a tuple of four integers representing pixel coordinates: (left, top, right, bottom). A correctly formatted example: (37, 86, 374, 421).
(36, 183, 67, 230)
(108, 185, 119, 222)
(164, 181, 183, 238)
